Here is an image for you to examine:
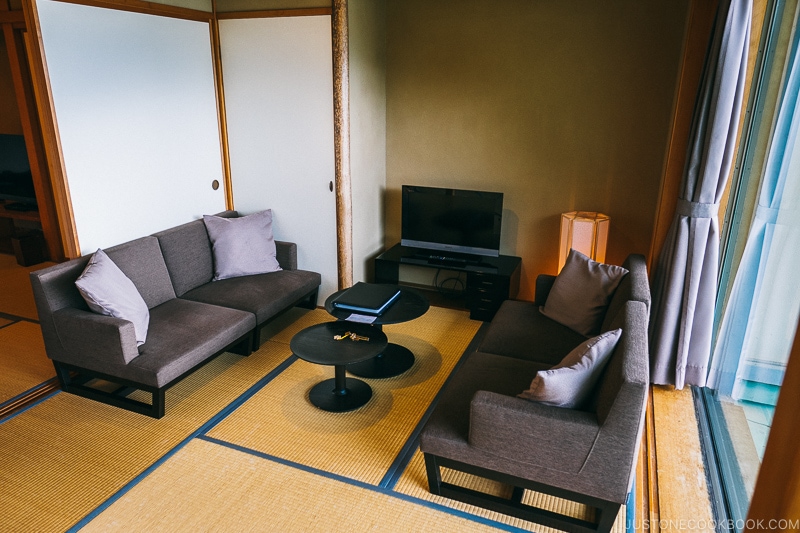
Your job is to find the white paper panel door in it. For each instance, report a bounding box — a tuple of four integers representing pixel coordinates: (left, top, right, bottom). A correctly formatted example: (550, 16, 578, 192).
(37, 0, 226, 253)
(219, 16, 338, 301)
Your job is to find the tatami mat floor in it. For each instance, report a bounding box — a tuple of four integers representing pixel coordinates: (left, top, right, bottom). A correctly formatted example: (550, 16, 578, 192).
(1, 251, 723, 532)
(1, 304, 628, 532)
(1, 253, 631, 532)
(0, 253, 57, 410)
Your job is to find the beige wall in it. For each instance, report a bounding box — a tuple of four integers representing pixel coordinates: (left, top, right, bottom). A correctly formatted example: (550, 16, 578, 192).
(349, 0, 387, 283)
(385, 0, 691, 300)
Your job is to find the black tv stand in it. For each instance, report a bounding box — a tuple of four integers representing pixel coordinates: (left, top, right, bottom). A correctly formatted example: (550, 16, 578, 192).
(427, 256, 468, 268)
(414, 251, 481, 266)
(375, 244, 521, 321)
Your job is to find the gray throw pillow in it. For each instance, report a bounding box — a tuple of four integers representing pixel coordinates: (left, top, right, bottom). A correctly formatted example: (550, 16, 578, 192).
(518, 328, 621, 408)
(540, 248, 628, 335)
(203, 210, 282, 281)
(75, 248, 150, 350)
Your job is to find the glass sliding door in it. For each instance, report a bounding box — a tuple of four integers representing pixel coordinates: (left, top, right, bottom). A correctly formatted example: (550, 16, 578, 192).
(703, 0, 800, 528)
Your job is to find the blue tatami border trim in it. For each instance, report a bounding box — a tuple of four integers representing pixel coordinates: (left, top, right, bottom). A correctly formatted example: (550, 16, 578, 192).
(379, 321, 491, 490)
(68, 354, 299, 532)
(198, 435, 530, 533)
(67, 318, 626, 533)
(0, 388, 60, 424)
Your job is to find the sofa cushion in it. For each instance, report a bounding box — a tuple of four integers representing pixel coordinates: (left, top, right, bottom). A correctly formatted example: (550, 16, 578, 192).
(420, 351, 597, 475)
(104, 236, 176, 309)
(518, 328, 621, 409)
(478, 299, 587, 366)
(600, 253, 651, 334)
(421, 351, 551, 449)
(125, 298, 256, 388)
(203, 210, 281, 280)
(153, 218, 215, 297)
(540, 249, 628, 336)
(75, 249, 150, 350)
(180, 269, 321, 324)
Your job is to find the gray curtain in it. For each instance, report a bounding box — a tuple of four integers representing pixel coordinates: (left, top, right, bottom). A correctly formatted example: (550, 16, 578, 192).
(649, 0, 751, 389)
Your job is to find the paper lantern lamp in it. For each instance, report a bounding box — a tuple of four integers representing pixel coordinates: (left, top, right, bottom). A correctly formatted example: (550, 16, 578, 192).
(559, 211, 610, 272)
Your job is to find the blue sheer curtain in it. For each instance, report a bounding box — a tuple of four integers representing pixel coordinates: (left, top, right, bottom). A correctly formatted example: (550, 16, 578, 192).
(649, 0, 751, 388)
(708, 21, 800, 398)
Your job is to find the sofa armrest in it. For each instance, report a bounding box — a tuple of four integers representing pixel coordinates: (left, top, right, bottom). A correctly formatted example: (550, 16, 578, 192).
(53, 308, 140, 366)
(469, 390, 600, 472)
(534, 274, 556, 306)
(275, 241, 298, 270)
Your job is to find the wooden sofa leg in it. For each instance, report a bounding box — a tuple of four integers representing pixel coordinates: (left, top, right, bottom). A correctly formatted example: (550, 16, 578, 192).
(595, 502, 621, 533)
(423, 453, 444, 495)
(228, 333, 253, 356)
(152, 388, 166, 419)
(52, 361, 71, 389)
(298, 288, 319, 310)
(252, 327, 263, 352)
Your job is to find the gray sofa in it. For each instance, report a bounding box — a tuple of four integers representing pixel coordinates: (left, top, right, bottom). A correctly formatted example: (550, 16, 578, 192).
(30, 211, 320, 418)
(419, 254, 650, 533)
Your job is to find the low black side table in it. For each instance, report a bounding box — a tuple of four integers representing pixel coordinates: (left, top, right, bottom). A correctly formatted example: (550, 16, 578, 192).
(290, 321, 387, 412)
(325, 284, 429, 379)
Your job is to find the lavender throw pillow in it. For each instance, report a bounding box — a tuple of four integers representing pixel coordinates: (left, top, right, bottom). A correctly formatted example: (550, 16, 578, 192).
(203, 210, 282, 281)
(519, 328, 621, 408)
(75, 248, 150, 351)
(540, 249, 628, 336)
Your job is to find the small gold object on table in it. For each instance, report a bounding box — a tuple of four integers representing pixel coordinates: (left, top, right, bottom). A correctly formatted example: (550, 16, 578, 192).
(290, 321, 387, 412)
(334, 331, 370, 342)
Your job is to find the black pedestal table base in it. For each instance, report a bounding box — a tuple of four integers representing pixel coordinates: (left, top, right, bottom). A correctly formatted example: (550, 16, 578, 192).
(290, 321, 386, 413)
(346, 343, 414, 378)
(308, 364, 372, 412)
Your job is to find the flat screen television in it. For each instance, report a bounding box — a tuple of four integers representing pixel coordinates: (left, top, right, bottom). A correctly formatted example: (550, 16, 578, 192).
(401, 185, 503, 258)
(0, 134, 37, 207)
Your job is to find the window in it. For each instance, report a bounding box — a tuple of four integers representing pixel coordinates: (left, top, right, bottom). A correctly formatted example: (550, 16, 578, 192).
(702, 0, 800, 528)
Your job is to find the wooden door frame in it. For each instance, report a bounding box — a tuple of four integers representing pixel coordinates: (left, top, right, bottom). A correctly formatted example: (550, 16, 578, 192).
(1, 0, 66, 261)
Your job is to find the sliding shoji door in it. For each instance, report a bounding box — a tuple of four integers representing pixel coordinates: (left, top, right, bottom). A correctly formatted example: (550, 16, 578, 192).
(219, 15, 338, 300)
(36, 0, 226, 254)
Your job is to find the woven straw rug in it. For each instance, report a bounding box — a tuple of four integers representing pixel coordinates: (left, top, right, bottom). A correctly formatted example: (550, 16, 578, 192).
(0, 254, 55, 321)
(0, 321, 55, 404)
(0, 254, 58, 407)
(0, 306, 625, 532)
(0, 339, 294, 532)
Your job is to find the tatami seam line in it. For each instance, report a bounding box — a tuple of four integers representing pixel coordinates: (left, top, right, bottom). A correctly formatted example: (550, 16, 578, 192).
(67, 326, 521, 531)
(0, 388, 61, 424)
(67, 353, 299, 532)
(379, 321, 491, 490)
(0, 311, 38, 324)
(196, 435, 529, 533)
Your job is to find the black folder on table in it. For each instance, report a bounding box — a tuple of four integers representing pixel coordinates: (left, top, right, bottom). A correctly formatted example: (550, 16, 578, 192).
(332, 282, 401, 316)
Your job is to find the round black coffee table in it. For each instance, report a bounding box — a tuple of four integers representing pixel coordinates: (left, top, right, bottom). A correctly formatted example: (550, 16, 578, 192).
(290, 321, 387, 412)
(325, 284, 429, 379)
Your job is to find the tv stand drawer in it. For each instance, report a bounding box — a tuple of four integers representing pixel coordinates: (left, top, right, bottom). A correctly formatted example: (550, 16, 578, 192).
(466, 272, 516, 321)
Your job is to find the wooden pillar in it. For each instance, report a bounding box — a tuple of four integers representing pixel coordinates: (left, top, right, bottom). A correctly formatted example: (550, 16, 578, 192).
(332, 0, 353, 290)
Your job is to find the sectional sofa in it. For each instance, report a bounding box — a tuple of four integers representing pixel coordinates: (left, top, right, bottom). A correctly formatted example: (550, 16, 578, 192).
(29, 211, 320, 418)
(419, 252, 651, 533)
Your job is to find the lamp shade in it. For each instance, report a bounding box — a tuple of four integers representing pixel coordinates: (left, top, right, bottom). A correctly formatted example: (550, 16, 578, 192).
(558, 211, 610, 271)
